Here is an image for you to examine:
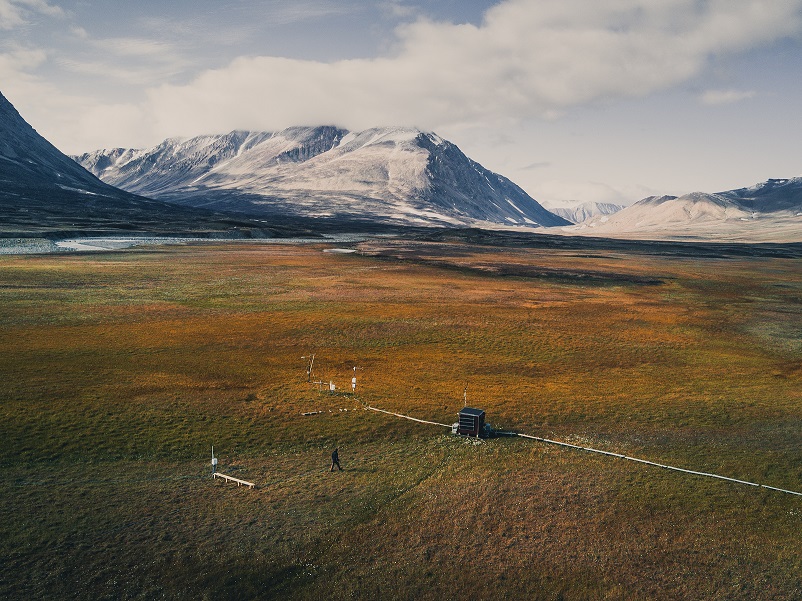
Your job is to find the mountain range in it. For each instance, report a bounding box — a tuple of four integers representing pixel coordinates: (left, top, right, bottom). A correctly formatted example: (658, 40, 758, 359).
(1, 87, 799, 242)
(0, 91, 280, 236)
(543, 201, 626, 224)
(571, 182, 802, 242)
(74, 127, 570, 228)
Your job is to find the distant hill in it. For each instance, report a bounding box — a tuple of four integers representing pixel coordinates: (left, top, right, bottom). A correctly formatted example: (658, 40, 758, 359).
(0, 91, 285, 236)
(569, 182, 802, 243)
(546, 201, 625, 224)
(75, 127, 571, 228)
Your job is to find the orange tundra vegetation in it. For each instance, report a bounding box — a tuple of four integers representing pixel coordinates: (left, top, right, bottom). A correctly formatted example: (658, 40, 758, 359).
(0, 240, 800, 600)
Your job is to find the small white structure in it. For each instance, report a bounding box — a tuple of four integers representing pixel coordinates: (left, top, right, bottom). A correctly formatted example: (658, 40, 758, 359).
(213, 473, 255, 489)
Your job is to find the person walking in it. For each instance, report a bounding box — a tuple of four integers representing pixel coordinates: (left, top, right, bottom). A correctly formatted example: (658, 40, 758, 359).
(330, 447, 342, 472)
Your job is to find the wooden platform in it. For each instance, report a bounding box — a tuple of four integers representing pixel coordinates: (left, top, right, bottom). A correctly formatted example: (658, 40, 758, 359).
(213, 472, 255, 488)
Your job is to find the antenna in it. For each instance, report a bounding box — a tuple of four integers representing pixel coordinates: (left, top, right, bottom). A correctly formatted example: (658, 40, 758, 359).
(352, 365, 361, 392)
(463, 382, 468, 407)
(211, 445, 217, 474)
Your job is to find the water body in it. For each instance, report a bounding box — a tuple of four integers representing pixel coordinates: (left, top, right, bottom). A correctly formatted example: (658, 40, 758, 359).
(0, 234, 372, 255)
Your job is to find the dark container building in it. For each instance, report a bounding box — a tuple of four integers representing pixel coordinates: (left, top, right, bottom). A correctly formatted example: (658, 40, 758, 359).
(457, 407, 487, 438)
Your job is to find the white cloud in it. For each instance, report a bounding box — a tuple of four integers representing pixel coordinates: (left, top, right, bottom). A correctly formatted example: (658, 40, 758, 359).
(55, 35, 190, 86)
(56, 57, 186, 86)
(0, 0, 63, 29)
(519, 161, 551, 171)
(524, 178, 653, 208)
(0, 44, 46, 71)
(94, 37, 180, 59)
(0, 45, 101, 151)
(9, 0, 802, 155)
(0, 45, 52, 117)
(130, 0, 802, 142)
(700, 88, 756, 105)
(70, 25, 88, 39)
(379, 1, 418, 19)
(253, 0, 358, 25)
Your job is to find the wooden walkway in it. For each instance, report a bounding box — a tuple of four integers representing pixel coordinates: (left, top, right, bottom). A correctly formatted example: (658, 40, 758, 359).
(213, 472, 256, 488)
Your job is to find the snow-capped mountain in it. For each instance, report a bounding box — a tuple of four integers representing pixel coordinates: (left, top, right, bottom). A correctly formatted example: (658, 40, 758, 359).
(569, 182, 802, 243)
(545, 201, 625, 224)
(0, 90, 261, 234)
(75, 127, 570, 228)
(724, 177, 802, 213)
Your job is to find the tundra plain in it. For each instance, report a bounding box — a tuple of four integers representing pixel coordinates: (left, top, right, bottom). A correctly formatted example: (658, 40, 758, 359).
(1, 238, 801, 600)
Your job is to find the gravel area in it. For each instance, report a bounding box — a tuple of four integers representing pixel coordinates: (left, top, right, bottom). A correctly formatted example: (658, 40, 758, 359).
(0, 238, 61, 255)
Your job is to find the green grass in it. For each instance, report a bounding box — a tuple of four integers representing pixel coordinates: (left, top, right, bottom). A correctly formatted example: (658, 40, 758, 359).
(0, 241, 800, 600)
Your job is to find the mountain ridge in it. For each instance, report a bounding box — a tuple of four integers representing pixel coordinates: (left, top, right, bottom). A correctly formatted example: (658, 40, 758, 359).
(0, 90, 285, 236)
(545, 201, 626, 224)
(567, 181, 802, 242)
(75, 126, 571, 228)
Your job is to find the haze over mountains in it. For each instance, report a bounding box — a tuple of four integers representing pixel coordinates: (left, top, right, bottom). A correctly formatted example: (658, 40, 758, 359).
(543, 201, 626, 225)
(74, 127, 570, 228)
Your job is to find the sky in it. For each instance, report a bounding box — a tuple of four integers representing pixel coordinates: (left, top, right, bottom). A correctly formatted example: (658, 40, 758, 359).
(2, 0, 802, 208)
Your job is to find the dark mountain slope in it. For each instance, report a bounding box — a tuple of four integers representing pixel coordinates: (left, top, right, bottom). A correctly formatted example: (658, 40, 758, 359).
(0, 91, 286, 236)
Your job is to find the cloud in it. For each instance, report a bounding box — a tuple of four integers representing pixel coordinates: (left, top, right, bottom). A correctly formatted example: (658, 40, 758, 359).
(700, 88, 757, 105)
(530, 179, 656, 208)
(519, 161, 551, 171)
(0, 44, 46, 71)
(11, 0, 802, 154)
(0, 44, 104, 151)
(251, 0, 359, 25)
(70, 25, 88, 39)
(379, 1, 419, 19)
(55, 35, 191, 86)
(56, 57, 187, 86)
(132, 0, 802, 141)
(94, 37, 181, 59)
(0, 0, 63, 29)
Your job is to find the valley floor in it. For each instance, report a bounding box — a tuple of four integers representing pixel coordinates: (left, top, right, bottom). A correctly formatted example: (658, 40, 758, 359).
(557, 214, 802, 244)
(1, 239, 800, 600)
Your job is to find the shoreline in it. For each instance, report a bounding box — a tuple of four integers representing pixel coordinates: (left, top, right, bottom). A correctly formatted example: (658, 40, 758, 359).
(0, 234, 374, 256)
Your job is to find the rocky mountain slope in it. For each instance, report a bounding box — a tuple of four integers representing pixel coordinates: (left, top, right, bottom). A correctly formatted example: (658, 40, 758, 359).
(0, 91, 300, 236)
(75, 127, 570, 228)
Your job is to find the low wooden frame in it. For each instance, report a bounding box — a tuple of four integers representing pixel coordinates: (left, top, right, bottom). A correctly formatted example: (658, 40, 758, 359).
(213, 472, 256, 488)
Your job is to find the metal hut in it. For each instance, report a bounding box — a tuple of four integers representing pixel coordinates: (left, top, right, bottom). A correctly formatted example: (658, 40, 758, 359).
(456, 406, 488, 438)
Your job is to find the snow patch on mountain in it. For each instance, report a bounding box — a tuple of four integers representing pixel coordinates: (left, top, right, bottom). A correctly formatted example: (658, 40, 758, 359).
(544, 200, 626, 224)
(75, 126, 570, 228)
(562, 182, 802, 243)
